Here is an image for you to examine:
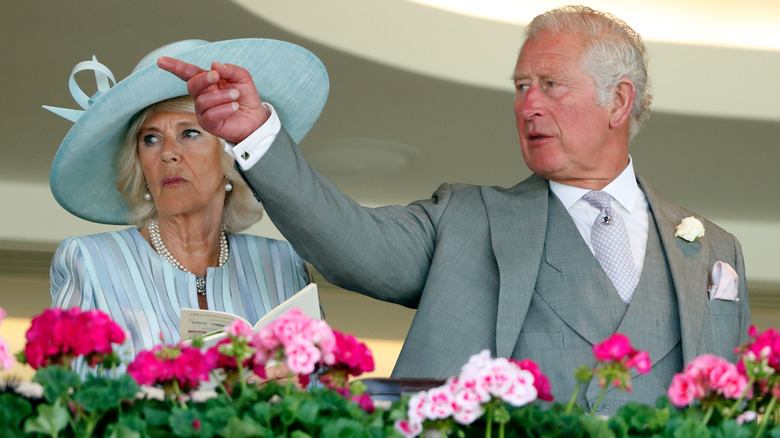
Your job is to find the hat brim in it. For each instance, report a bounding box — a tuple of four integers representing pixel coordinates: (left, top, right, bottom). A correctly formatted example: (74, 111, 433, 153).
(50, 39, 329, 225)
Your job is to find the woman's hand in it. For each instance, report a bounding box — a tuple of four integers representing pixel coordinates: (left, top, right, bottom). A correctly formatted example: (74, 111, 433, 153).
(247, 363, 303, 389)
(157, 57, 270, 144)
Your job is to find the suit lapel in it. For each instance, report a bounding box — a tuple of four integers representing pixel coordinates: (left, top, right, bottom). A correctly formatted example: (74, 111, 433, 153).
(482, 175, 548, 359)
(639, 177, 710, 364)
(537, 193, 627, 345)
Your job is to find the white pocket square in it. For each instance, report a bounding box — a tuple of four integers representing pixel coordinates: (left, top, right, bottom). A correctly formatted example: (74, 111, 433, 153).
(708, 261, 739, 301)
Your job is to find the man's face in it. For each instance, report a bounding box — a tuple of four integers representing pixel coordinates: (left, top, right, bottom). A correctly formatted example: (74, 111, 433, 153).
(513, 30, 626, 187)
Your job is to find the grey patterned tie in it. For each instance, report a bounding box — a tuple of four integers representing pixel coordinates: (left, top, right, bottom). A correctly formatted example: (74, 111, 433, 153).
(582, 191, 639, 304)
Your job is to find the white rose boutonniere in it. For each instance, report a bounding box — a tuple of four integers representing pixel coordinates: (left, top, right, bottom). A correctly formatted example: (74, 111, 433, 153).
(675, 216, 705, 242)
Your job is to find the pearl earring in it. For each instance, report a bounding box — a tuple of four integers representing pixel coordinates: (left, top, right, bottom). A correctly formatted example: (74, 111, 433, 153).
(143, 192, 152, 201)
(225, 176, 233, 192)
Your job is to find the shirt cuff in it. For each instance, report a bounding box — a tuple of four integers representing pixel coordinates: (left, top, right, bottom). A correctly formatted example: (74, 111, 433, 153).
(225, 102, 281, 170)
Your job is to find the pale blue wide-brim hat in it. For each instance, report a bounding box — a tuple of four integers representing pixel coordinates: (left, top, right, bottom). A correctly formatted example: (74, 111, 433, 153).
(45, 39, 329, 225)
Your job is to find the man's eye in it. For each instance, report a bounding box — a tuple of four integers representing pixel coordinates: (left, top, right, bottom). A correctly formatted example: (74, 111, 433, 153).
(516, 83, 529, 92)
(546, 81, 556, 88)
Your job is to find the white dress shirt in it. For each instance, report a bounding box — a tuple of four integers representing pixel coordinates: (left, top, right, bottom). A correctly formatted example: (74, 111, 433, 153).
(549, 159, 650, 275)
(226, 102, 281, 170)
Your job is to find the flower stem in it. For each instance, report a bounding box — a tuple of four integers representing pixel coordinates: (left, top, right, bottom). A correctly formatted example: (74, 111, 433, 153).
(754, 395, 778, 438)
(726, 377, 754, 420)
(566, 383, 582, 415)
(486, 402, 494, 438)
(701, 404, 715, 425)
(172, 379, 188, 410)
(211, 370, 230, 396)
(591, 386, 607, 415)
(237, 359, 247, 392)
(285, 370, 293, 398)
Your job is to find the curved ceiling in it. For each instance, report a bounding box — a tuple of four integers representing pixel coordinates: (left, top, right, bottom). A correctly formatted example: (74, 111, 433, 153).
(235, 0, 780, 122)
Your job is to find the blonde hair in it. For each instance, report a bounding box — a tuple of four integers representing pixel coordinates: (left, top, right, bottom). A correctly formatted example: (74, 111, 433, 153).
(116, 96, 264, 232)
(524, 5, 652, 139)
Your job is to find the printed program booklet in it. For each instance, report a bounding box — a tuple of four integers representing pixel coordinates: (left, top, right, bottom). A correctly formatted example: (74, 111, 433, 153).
(179, 282, 320, 345)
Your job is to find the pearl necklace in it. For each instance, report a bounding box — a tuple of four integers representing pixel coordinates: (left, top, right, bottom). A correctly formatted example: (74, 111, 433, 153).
(148, 219, 229, 296)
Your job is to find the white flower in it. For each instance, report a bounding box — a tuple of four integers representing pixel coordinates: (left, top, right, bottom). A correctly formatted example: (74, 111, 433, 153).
(675, 216, 705, 242)
(737, 410, 758, 425)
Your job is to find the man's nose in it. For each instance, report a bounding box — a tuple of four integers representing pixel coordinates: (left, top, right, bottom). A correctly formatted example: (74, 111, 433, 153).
(516, 87, 545, 120)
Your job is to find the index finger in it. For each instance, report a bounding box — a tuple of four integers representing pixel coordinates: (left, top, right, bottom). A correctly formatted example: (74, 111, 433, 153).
(157, 56, 206, 82)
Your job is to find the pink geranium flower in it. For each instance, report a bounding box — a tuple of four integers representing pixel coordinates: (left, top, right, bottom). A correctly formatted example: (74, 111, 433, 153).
(225, 319, 253, 338)
(0, 338, 13, 371)
(667, 354, 748, 407)
(285, 339, 322, 375)
(591, 333, 651, 389)
(243, 308, 376, 408)
(398, 350, 544, 436)
(22, 308, 125, 369)
(332, 330, 374, 376)
(668, 373, 700, 407)
(424, 386, 456, 419)
(510, 358, 554, 401)
(0, 306, 14, 371)
(735, 325, 780, 401)
(127, 343, 216, 393)
(394, 419, 423, 438)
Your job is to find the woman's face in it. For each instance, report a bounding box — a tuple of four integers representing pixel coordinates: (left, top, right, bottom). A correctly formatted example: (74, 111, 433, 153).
(137, 111, 225, 220)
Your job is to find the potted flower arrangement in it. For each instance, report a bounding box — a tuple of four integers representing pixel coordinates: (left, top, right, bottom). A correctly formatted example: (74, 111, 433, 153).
(1, 304, 779, 437)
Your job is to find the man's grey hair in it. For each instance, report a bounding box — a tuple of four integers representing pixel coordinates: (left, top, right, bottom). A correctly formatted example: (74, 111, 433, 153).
(524, 5, 652, 139)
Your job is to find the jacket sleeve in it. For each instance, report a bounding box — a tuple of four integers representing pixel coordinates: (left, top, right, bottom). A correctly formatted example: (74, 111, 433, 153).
(238, 127, 453, 308)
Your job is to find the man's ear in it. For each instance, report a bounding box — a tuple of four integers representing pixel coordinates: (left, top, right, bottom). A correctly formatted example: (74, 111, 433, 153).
(608, 79, 635, 130)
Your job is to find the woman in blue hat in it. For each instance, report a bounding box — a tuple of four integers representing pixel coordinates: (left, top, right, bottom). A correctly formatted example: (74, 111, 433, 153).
(45, 39, 329, 378)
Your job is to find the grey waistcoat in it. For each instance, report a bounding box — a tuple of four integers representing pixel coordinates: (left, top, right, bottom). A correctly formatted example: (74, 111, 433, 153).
(513, 192, 683, 415)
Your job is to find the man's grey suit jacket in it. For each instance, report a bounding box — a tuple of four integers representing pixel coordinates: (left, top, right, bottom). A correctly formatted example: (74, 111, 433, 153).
(242, 128, 751, 396)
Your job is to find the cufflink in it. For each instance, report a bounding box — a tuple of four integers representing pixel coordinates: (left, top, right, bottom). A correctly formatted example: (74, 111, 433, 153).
(241, 151, 250, 161)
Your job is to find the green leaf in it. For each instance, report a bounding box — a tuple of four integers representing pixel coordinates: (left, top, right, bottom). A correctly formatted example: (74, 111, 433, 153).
(616, 402, 669, 434)
(33, 365, 82, 403)
(113, 413, 148, 433)
(321, 418, 368, 438)
(280, 397, 303, 427)
(295, 399, 321, 427)
(23, 398, 70, 437)
(143, 406, 174, 426)
(711, 419, 752, 438)
(608, 416, 629, 438)
(0, 426, 27, 438)
(219, 415, 269, 438)
(106, 423, 143, 438)
(580, 414, 616, 438)
(0, 392, 33, 428)
(670, 417, 711, 438)
(201, 404, 238, 430)
(74, 374, 139, 413)
(169, 407, 199, 437)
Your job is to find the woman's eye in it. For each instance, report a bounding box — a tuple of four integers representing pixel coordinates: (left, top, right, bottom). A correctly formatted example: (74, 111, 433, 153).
(141, 135, 158, 146)
(183, 129, 201, 139)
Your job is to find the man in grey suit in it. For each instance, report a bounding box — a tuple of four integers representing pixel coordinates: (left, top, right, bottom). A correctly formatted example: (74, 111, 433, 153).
(161, 5, 751, 414)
